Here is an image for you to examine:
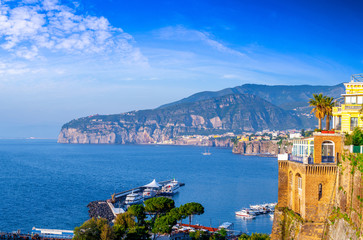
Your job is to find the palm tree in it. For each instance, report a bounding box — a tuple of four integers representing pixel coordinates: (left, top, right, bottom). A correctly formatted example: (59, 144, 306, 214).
(323, 96, 335, 130)
(309, 93, 325, 130)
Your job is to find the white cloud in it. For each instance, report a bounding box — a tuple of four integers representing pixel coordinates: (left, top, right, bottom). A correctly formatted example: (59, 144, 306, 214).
(156, 26, 245, 57)
(0, 0, 146, 63)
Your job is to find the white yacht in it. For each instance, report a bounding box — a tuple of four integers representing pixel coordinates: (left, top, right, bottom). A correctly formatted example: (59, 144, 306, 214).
(143, 188, 157, 198)
(142, 179, 161, 199)
(124, 191, 143, 205)
(161, 179, 180, 195)
(235, 209, 256, 219)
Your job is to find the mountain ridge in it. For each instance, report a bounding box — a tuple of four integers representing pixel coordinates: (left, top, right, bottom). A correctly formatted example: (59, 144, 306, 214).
(58, 83, 345, 144)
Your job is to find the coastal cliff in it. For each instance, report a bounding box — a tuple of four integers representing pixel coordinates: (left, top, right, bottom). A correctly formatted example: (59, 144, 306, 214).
(58, 93, 301, 144)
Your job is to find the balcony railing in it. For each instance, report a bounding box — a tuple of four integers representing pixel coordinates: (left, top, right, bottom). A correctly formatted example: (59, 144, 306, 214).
(345, 105, 362, 110)
(321, 156, 335, 163)
(280, 154, 313, 164)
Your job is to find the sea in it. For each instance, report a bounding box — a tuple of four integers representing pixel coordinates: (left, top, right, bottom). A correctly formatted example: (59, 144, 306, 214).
(0, 139, 278, 234)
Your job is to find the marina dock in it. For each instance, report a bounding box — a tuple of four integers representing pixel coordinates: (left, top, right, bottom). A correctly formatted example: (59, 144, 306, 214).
(88, 179, 185, 221)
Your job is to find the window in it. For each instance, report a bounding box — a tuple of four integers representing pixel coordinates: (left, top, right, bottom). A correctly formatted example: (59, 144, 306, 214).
(358, 96, 363, 104)
(318, 184, 322, 200)
(298, 177, 302, 190)
(351, 117, 358, 131)
(352, 96, 357, 104)
(322, 141, 335, 163)
(346, 96, 351, 104)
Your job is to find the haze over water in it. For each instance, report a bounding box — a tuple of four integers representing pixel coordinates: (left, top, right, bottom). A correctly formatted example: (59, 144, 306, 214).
(0, 140, 277, 234)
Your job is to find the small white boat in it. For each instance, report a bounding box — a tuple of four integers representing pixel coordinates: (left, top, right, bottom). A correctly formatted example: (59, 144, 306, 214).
(161, 179, 180, 195)
(269, 213, 274, 219)
(235, 209, 256, 219)
(202, 149, 211, 155)
(125, 191, 143, 205)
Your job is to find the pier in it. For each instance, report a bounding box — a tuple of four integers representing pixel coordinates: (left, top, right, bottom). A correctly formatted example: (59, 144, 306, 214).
(88, 179, 185, 221)
(113, 179, 185, 201)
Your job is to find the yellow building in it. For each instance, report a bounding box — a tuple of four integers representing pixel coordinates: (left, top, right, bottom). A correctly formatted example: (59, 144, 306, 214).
(333, 73, 363, 133)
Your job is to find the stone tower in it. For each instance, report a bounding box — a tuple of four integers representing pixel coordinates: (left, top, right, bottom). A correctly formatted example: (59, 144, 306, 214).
(271, 132, 343, 240)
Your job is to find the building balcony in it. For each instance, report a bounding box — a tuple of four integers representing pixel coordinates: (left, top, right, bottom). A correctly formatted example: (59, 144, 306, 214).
(333, 104, 362, 114)
(321, 156, 335, 163)
(278, 153, 314, 164)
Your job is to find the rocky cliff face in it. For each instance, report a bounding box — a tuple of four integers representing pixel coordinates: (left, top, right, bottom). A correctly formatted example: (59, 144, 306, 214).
(232, 140, 292, 155)
(58, 93, 301, 144)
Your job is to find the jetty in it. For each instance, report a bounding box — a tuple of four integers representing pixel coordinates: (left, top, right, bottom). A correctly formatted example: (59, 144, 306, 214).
(88, 179, 185, 221)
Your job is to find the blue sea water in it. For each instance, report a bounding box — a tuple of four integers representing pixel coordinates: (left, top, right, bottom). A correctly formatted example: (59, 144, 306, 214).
(0, 139, 278, 234)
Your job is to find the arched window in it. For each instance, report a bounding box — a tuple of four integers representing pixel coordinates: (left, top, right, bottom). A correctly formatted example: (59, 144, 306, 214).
(318, 183, 322, 200)
(322, 141, 335, 163)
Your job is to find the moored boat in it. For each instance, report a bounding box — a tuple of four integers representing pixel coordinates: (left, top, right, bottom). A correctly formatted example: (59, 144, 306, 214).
(235, 209, 256, 219)
(161, 179, 180, 195)
(125, 191, 143, 205)
(142, 179, 161, 199)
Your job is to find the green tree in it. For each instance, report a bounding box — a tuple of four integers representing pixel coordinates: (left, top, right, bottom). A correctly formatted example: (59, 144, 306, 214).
(144, 197, 175, 222)
(100, 224, 114, 240)
(113, 212, 137, 239)
(128, 204, 146, 225)
(152, 214, 177, 237)
(309, 93, 325, 130)
(210, 228, 227, 240)
(73, 217, 109, 240)
(238, 233, 271, 240)
(189, 230, 211, 240)
(181, 202, 204, 225)
(323, 96, 335, 130)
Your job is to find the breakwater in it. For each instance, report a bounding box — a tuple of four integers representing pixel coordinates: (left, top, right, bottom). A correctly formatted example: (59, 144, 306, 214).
(87, 201, 114, 222)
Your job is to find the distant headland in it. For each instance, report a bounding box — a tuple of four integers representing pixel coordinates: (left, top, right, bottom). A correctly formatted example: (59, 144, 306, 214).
(57, 83, 344, 145)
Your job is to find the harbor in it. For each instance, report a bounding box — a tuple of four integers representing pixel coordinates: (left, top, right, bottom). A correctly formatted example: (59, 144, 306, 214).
(88, 179, 185, 221)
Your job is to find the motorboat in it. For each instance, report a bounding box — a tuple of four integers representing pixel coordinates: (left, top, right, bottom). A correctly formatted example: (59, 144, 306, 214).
(124, 191, 143, 205)
(161, 179, 180, 195)
(235, 209, 256, 219)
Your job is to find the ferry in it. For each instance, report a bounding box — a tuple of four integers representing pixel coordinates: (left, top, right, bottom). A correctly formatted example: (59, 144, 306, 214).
(235, 209, 256, 219)
(161, 179, 180, 195)
(125, 191, 143, 205)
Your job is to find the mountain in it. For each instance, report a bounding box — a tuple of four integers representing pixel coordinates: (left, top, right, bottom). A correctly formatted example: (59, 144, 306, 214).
(58, 93, 301, 144)
(58, 83, 345, 144)
(159, 83, 344, 110)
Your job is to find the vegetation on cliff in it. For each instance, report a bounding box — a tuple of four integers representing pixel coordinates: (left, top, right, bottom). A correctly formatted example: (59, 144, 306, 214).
(74, 197, 205, 240)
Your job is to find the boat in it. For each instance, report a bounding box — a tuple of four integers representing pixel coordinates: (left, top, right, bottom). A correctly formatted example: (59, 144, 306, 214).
(269, 213, 274, 219)
(124, 191, 143, 205)
(161, 179, 180, 195)
(202, 149, 211, 155)
(143, 188, 157, 198)
(235, 209, 256, 219)
(142, 179, 161, 199)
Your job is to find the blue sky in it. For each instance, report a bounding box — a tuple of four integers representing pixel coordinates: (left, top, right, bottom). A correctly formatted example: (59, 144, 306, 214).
(0, 0, 362, 138)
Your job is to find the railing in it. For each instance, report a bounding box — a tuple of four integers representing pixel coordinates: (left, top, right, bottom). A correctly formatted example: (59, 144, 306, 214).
(321, 156, 335, 163)
(345, 105, 362, 110)
(289, 155, 314, 164)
